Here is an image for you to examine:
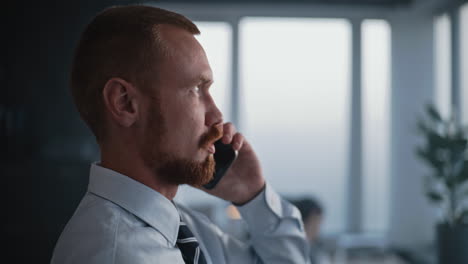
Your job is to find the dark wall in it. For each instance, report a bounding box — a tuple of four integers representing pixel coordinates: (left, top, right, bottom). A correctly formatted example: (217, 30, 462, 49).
(4, 1, 131, 262)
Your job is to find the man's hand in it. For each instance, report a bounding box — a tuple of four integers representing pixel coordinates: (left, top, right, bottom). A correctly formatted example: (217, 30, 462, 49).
(201, 122, 265, 205)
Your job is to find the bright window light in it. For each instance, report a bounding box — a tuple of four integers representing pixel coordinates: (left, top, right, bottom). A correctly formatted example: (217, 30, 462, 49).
(434, 14, 452, 119)
(461, 3, 468, 124)
(195, 22, 232, 122)
(362, 19, 391, 233)
(240, 17, 351, 234)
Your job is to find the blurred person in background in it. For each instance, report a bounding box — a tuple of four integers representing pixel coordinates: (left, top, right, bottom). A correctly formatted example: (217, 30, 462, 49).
(292, 197, 328, 264)
(51, 5, 309, 264)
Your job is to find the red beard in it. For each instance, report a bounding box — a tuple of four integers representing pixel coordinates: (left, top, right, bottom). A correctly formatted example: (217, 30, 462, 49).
(142, 106, 223, 187)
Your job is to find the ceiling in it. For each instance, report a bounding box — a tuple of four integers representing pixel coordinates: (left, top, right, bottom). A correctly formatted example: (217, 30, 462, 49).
(153, 0, 413, 7)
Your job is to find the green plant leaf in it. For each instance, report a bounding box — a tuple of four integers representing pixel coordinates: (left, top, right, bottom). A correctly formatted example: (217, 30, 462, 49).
(449, 138, 467, 155)
(455, 210, 468, 225)
(416, 104, 468, 224)
(416, 148, 444, 176)
(426, 191, 444, 203)
(446, 176, 458, 190)
(427, 131, 450, 149)
(427, 104, 442, 122)
(456, 162, 468, 183)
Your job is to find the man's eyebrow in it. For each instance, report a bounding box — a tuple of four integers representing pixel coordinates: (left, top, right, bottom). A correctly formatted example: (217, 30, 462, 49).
(199, 75, 213, 86)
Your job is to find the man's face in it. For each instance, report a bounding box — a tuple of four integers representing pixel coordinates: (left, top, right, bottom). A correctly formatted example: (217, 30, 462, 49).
(140, 25, 223, 187)
(305, 214, 322, 242)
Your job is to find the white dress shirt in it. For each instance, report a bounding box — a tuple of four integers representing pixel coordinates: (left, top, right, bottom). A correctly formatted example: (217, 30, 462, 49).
(51, 163, 309, 263)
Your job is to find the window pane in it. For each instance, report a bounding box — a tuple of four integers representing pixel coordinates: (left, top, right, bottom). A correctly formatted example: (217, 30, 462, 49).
(461, 3, 468, 124)
(241, 18, 351, 234)
(362, 19, 391, 233)
(195, 22, 232, 121)
(434, 14, 452, 119)
(176, 22, 232, 208)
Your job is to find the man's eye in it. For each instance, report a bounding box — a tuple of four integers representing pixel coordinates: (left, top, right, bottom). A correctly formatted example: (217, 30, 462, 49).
(191, 87, 201, 94)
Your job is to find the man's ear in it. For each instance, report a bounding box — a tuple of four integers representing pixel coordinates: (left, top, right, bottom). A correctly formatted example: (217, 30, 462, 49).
(102, 78, 139, 127)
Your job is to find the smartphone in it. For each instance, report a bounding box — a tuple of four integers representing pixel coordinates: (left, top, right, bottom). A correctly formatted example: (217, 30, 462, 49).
(203, 139, 238, 190)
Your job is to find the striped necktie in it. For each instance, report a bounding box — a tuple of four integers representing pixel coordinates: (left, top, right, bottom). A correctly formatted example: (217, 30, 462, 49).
(177, 218, 207, 264)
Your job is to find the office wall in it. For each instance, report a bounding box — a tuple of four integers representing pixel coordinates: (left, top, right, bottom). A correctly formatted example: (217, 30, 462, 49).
(4, 1, 126, 262)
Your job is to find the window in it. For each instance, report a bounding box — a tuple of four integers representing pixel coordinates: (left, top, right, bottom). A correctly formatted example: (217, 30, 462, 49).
(362, 19, 391, 233)
(195, 22, 233, 122)
(170, 13, 394, 236)
(434, 14, 452, 119)
(240, 18, 351, 234)
(461, 3, 468, 124)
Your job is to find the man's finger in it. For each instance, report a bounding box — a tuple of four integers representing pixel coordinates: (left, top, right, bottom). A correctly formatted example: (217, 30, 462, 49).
(231, 133, 244, 151)
(222, 122, 236, 144)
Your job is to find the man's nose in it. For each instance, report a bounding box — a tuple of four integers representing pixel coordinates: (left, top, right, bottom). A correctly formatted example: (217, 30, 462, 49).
(205, 101, 223, 127)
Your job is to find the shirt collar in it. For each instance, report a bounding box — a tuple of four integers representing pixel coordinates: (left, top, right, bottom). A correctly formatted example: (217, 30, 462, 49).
(87, 163, 180, 246)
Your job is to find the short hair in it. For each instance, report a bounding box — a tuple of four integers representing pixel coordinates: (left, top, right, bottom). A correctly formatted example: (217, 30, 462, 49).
(290, 197, 323, 222)
(70, 5, 200, 141)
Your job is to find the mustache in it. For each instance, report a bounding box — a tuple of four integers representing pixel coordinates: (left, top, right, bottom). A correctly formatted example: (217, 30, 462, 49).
(200, 124, 223, 148)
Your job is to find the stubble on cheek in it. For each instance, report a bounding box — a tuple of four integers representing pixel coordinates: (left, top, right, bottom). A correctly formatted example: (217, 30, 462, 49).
(142, 106, 218, 186)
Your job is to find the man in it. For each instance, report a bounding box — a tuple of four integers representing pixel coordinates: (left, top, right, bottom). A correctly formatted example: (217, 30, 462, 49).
(51, 5, 309, 264)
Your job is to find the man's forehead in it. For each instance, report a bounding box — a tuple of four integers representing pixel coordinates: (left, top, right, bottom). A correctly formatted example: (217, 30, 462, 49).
(156, 25, 213, 85)
(181, 65, 213, 87)
(157, 24, 202, 55)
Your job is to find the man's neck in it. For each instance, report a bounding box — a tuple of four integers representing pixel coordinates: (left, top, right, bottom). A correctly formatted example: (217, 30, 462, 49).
(100, 150, 179, 201)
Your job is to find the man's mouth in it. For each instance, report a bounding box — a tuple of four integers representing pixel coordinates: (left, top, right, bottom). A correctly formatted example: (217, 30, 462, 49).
(200, 124, 223, 152)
